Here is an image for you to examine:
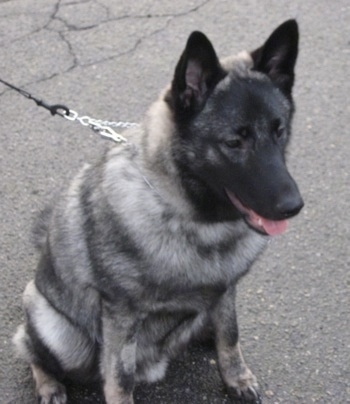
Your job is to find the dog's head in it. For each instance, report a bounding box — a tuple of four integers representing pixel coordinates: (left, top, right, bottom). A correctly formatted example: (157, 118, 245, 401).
(165, 20, 303, 236)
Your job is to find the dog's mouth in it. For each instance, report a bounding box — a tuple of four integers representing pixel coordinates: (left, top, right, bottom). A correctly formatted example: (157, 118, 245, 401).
(225, 189, 288, 236)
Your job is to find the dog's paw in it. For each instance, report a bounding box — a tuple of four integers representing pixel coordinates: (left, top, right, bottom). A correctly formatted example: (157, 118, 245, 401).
(37, 381, 67, 404)
(226, 367, 262, 404)
(227, 385, 262, 403)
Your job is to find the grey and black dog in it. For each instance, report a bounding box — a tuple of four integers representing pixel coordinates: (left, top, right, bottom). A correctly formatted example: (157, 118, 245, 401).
(14, 20, 303, 404)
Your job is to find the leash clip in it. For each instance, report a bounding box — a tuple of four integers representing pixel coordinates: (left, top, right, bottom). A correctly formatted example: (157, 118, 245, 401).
(63, 109, 78, 121)
(36, 100, 69, 117)
(47, 104, 70, 117)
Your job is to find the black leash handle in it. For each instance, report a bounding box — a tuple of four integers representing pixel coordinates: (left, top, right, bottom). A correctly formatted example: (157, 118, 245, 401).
(0, 77, 70, 117)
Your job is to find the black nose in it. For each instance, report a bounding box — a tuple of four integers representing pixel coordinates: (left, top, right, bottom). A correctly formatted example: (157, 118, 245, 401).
(276, 195, 304, 218)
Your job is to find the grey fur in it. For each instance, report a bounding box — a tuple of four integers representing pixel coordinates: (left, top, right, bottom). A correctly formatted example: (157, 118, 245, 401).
(14, 22, 301, 404)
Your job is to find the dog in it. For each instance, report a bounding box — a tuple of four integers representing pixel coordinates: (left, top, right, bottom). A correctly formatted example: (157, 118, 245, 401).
(13, 19, 303, 404)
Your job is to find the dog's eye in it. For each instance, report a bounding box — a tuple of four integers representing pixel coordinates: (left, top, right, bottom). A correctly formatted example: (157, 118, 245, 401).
(225, 139, 242, 149)
(276, 126, 285, 138)
(237, 127, 249, 138)
(273, 120, 285, 138)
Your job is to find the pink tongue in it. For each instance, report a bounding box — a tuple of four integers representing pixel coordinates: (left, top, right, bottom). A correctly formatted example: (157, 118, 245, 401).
(225, 190, 288, 236)
(259, 217, 288, 236)
(249, 210, 288, 236)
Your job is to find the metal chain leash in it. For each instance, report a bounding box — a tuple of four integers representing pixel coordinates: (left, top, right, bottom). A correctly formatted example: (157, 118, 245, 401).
(63, 109, 139, 144)
(0, 77, 139, 144)
(0, 76, 163, 194)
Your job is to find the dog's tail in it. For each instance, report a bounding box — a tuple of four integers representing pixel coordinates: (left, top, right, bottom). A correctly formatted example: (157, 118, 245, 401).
(32, 205, 53, 250)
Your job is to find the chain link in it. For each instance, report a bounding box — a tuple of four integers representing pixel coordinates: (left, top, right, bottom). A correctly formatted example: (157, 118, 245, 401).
(0, 76, 139, 144)
(63, 109, 139, 144)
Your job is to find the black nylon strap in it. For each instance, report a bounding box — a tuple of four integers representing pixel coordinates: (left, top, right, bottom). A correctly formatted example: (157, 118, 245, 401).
(0, 77, 70, 117)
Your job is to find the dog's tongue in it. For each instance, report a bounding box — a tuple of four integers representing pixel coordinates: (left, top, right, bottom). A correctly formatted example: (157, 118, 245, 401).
(226, 190, 288, 236)
(262, 218, 288, 236)
(248, 210, 288, 236)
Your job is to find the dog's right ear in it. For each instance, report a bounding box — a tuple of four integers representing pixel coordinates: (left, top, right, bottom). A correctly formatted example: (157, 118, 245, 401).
(169, 31, 225, 118)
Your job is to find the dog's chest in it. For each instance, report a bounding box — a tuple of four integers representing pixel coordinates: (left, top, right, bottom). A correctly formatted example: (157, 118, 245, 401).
(138, 216, 267, 289)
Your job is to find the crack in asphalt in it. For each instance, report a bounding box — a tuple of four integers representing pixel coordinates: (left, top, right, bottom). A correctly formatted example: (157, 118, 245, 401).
(0, 0, 210, 96)
(0, 1, 61, 48)
(100, 0, 211, 21)
(81, 16, 174, 68)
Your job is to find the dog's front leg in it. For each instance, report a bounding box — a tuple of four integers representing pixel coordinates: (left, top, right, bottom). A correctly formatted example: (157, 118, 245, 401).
(101, 303, 139, 404)
(212, 286, 262, 404)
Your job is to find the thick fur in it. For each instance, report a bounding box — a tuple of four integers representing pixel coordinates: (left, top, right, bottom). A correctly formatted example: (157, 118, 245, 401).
(14, 20, 303, 404)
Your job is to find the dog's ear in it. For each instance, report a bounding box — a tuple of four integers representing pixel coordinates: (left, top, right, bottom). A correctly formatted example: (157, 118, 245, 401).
(251, 20, 299, 95)
(170, 31, 225, 117)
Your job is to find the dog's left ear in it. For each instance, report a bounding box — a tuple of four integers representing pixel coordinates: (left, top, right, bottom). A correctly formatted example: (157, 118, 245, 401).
(170, 31, 225, 117)
(251, 20, 299, 95)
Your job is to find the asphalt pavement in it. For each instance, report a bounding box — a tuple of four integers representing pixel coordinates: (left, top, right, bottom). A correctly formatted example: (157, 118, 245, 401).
(0, 1, 349, 403)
